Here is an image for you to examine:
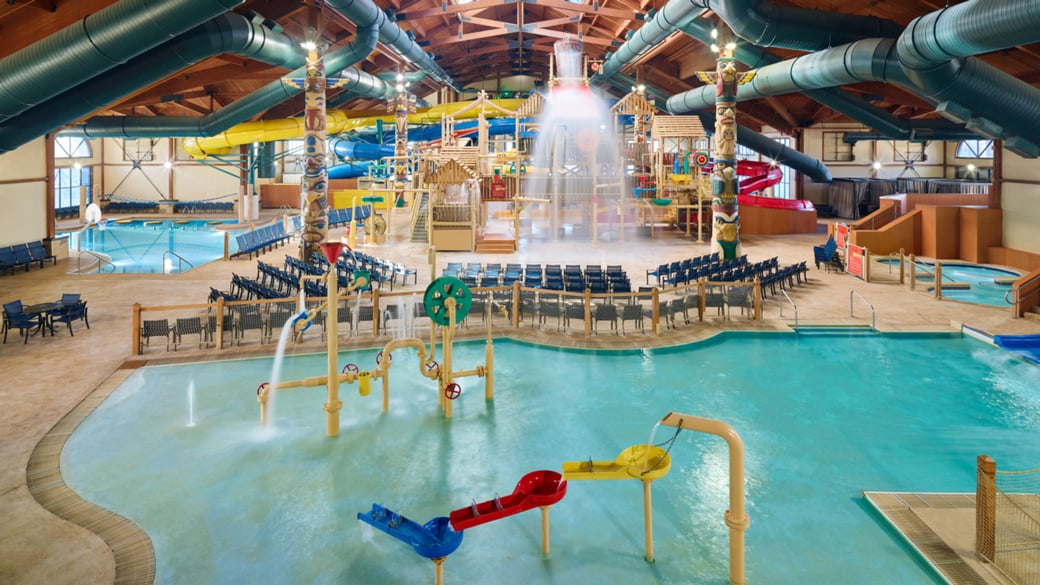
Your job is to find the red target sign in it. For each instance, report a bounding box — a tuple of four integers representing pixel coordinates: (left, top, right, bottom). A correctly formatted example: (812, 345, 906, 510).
(692, 152, 711, 168)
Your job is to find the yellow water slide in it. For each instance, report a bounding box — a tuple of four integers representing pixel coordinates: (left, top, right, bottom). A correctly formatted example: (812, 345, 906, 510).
(181, 98, 526, 158)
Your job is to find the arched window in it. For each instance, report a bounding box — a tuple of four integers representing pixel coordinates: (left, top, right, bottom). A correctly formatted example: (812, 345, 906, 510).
(956, 139, 994, 159)
(55, 136, 92, 158)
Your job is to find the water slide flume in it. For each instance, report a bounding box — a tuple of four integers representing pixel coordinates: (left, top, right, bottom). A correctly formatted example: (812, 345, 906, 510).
(562, 445, 671, 481)
(449, 470, 567, 556)
(358, 504, 463, 585)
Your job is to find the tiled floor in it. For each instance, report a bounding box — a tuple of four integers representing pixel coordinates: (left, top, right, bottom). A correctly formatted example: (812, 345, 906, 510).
(2, 212, 1038, 585)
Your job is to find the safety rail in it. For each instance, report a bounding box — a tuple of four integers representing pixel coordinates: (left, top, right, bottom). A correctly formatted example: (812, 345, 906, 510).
(1007, 272, 1040, 319)
(850, 290, 876, 331)
(77, 250, 115, 274)
(778, 289, 798, 329)
(163, 251, 195, 274)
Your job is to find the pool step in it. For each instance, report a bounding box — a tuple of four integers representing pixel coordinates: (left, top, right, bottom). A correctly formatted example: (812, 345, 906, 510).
(795, 324, 875, 335)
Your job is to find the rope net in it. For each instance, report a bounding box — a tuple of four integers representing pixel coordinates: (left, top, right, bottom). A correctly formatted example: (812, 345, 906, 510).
(982, 464, 1040, 584)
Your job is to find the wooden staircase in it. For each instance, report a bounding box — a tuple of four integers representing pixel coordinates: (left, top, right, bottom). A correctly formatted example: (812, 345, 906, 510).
(475, 234, 515, 253)
(410, 191, 430, 243)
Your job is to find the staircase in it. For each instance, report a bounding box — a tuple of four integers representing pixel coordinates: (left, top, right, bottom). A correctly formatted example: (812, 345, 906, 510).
(475, 234, 515, 253)
(410, 191, 430, 243)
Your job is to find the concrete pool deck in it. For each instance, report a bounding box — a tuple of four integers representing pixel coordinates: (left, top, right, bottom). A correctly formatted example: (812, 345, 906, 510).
(3, 213, 1039, 585)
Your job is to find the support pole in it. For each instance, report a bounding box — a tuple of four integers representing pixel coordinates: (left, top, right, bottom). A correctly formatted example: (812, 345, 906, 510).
(325, 268, 342, 437)
(643, 480, 655, 563)
(540, 506, 552, 556)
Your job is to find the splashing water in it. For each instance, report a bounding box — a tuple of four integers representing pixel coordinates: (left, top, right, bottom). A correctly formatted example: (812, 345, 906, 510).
(186, 380, 196, 427)
(264, 309, 307, 429)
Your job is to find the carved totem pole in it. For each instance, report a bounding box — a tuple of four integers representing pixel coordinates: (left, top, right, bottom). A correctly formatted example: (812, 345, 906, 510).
(696, 27, 755, 260)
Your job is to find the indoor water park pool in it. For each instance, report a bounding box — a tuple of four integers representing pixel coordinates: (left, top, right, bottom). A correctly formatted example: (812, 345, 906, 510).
(61, 332, 1040, 585)
(67, 219, 239, 273)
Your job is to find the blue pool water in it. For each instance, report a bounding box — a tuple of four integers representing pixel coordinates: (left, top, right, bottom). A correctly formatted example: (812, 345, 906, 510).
(61, 333, 1040, 585)
(881, 259, 1021, 307)
(67, 219, 239, 273)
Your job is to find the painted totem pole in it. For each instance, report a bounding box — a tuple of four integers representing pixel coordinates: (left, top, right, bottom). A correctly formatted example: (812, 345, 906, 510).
(696, 27, 755, 260)
(298, 44, 331, 264)
(388, 76, 416, 207)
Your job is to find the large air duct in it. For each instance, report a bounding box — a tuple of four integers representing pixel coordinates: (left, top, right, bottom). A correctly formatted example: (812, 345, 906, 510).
(704, 0, 902, 51)
(667, 38, 974, 142)
(65, 24, 379, 139)
(896, 0, 1040, 156)
(327, 0, 457, 90)
(0, 0, 244, 124)
(0, 13, 299, 154)
(593, 2, 704, 83)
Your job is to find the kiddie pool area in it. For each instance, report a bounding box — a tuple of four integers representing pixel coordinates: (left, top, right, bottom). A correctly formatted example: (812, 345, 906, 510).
(66, 219, 240, 273)
(880, 259, 1023, 308)
(60, 332, 1040, 585)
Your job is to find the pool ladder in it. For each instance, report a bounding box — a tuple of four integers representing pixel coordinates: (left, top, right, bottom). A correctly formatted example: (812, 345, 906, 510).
(850, 290, 876, 331)
(163, 251, 194, 274)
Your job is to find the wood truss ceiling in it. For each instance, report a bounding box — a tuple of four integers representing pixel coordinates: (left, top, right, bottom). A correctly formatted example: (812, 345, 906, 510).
(1, 0, 1038, 138)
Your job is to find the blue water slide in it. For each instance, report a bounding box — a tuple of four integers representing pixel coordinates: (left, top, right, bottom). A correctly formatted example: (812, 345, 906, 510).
(328, 162, 373, 179)
(330, 140, 394, 161)
(993, 335, 1040, 364)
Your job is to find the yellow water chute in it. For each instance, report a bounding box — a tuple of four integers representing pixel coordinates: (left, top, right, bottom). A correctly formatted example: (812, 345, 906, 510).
(181, 98, 526, 158)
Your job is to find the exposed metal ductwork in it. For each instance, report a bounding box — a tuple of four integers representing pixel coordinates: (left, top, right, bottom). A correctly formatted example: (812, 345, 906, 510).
(0, 13, 300, 153)
(896, 0, 1040, 156)
(697, 0, 903, 51)
(593, 2, 706, 83)
(64, 23, 380, 139)
(0, 0, 245, 124)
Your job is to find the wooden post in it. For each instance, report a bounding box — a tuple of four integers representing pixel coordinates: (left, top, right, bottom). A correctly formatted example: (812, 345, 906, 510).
(863, 248, 871, 282)
(584, 288, 592, 337)
(976, 455, 997, 560)
(898, 248, 905, 284)
(651, 288, 660, 335)
(512, 281, 520, 328)
(753, 277, 762, 321)
(216, 296, 226, 349)
(131, 303, 142, 356)
(909, 254, 916, 291)
(223, 231, 230, 260)
(698, 277, 707, 322)
(935, 262, 943, 300)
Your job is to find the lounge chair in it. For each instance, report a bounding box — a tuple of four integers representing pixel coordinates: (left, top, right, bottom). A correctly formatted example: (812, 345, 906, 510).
(3, 300, 40, 343)
(50, 300, 89, 336)
(173, 317, 204, 349)
(27, 241, 56, 266)
(813, 236, 844, 272)
(140, 319, 171, 352)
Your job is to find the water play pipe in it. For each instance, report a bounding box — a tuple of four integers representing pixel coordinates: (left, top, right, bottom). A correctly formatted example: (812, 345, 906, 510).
(659, 412, 748, 585)
(182, 98, 525, 158)
(1, 13, 302, 154)
(0, 0, 245, 124)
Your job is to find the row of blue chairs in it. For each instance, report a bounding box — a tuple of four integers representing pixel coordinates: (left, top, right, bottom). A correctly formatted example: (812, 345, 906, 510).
(173, 201, 234, 213)
(105, 200, 159, 213)
(0, 241, 56, 275)
(328, 205, 373, 227)
(646, 252, 722, 285)
(56, 206, 80, 219)
(232, 223, 292, 259)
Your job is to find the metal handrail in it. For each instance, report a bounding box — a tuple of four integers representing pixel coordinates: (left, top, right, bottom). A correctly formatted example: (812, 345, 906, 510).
(77, 251, 115, 274)
(163, 250, 195, 274)
(1006, 273, 1040, 317)
(910, 259, 958, 284)
(850, 290, 876, 331)
(778, 289, 798, 329)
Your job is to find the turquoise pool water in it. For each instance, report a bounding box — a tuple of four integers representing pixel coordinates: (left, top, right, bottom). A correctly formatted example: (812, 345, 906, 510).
(68, 219, 239, 273)
(881, 259, 1020, 307)
(61, 333, 1040, 585)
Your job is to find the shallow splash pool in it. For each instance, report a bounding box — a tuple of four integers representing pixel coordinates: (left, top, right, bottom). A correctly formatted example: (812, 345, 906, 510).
(62, 333, 1040, 585)
(67, 219, 240, 273)
(881, 259, 1022, 307)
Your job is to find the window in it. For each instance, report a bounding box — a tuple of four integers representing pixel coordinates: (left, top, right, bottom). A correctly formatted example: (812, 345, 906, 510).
(55, 136, 91, 159)
(822, 132, 854, 162)
(122, 138, 156, 161)
(891, 140, 926, 163)
(54, 166, 92, 210)
(956, 139, 994, 159)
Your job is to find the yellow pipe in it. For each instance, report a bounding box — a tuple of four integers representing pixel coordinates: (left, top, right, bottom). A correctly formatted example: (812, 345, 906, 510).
(182, 99, 526, 158)
(659, 412, 749, 585)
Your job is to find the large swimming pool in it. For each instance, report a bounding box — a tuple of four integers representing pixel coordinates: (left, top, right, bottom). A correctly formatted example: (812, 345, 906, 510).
(67, 219, 239, 273)
(61, 333, 1040, 585)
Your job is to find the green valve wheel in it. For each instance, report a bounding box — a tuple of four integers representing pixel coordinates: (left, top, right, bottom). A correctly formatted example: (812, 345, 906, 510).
(423, 276, 471, 326)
